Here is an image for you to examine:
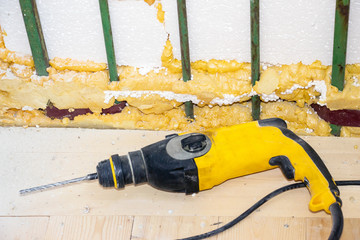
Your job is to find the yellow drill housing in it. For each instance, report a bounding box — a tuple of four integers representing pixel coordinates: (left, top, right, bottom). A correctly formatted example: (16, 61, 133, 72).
(194, 119, 339, 213)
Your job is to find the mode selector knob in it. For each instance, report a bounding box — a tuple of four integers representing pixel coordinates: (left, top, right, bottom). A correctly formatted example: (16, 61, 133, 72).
(181, 134, 207, 153)
(166, 133, 212, 160)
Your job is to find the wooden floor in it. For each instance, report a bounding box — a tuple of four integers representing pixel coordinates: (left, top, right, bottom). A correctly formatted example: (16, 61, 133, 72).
(0, 127, 359, 240)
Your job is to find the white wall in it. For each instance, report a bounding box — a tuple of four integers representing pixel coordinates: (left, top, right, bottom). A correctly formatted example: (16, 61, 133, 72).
(1, 0, 359, 67)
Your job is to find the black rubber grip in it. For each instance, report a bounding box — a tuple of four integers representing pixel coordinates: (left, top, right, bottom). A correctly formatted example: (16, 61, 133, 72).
(119, 155, 133, 185)
(111, 154, 125, 188)
(128, 151, 147, 185)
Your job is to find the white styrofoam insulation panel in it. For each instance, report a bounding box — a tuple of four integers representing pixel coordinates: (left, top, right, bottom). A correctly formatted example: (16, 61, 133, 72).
(1, 0, 360, 67)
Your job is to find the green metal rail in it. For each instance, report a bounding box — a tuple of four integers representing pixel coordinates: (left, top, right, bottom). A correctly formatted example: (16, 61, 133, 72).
(19, 0, 49, 76)
(99, 0, 119, 82)
(330, 0, 350, 136)
(250, 0, 260, 120)
(331, 0, 350, 91)
(177, 0, 194, 119)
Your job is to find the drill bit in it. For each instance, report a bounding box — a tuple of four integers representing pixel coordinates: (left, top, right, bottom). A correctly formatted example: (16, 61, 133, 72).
(19, 173, 98, 195)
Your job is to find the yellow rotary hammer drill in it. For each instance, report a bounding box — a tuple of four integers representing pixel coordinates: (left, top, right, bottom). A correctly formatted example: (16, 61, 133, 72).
(21, 118, 344, 239)
(96, 118, 340, 214)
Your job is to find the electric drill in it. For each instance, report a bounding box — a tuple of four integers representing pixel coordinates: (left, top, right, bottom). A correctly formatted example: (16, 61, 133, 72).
(92, 117, 341, 214)
(20, 118, 344, 239)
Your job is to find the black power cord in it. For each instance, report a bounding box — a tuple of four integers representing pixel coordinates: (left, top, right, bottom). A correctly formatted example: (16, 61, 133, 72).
(329, 203, 343, 240)
(179, 180, 360, 240)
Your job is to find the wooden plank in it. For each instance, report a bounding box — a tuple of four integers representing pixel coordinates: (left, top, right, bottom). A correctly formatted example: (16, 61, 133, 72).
(0, 128, 359, 218)
(216, 216, 306, 240)
(44, 216, 133, 240)
(0, 126, 359, 239)
(1, 216, 359, 239)
(307, 218, 360, 240)
(7, 160, 357, 218)
(0, 217, 49, 239)
(131, 216, 219, 240)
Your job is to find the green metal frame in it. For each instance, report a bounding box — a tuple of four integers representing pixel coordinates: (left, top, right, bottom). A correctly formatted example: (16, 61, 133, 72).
(330, 124, 342, 136)
(331, 0, 350, 91)
(19, 0, 49, 76)
(250, 0, 260, 120)
(177, 0, 194, 119)
(99, 0, 119, 82)
(330, 0, 350, 135)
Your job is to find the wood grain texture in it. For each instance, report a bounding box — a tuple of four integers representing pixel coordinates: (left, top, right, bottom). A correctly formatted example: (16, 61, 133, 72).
(132, 216, 219, 240)
(0, 217, 49, 240)
(217, 216, 306, 240)
(45, 216, 133, 240)
(307, 218, 360, 240)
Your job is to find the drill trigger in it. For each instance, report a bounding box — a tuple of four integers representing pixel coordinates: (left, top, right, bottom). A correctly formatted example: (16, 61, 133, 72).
(269, 155, 295, 180)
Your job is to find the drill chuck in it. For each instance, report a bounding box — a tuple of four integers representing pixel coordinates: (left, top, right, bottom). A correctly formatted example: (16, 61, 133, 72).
(96, 152, 147, 188)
